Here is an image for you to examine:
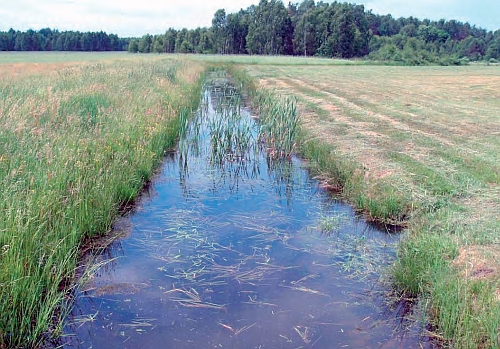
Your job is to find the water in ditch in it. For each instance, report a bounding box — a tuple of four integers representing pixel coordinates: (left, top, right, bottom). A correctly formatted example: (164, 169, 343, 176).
(60, 74, 428, 348)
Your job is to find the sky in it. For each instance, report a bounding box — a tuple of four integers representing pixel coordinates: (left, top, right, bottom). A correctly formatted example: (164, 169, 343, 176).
(0, 0, 498, 37)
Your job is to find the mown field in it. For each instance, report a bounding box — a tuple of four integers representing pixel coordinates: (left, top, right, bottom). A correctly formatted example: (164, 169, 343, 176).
(1, 52, 499, 348)
(235, 60, 500, 348)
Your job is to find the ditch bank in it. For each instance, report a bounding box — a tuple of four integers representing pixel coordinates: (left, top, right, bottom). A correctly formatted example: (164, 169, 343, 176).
(56, 70, 430, 348)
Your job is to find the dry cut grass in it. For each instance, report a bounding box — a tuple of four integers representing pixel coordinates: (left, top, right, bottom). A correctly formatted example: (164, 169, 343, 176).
(243, 61, 500, 348)
(248, 64, 500, 224)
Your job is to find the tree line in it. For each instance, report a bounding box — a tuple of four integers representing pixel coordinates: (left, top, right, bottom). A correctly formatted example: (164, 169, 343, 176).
(129, 0, 500, 64)
(0, 28, 128, 52)
(2, 0, 499, 64)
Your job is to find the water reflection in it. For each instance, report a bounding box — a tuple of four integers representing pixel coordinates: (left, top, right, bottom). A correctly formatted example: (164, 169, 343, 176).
(59, 76, 429, 348)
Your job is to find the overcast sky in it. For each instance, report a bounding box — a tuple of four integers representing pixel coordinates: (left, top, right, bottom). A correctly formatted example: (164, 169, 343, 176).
(0, 0, 498, 37)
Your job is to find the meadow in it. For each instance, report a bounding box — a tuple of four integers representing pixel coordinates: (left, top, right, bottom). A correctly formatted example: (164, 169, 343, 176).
(0, 53, 204, 347)
(1, 52, 499, 348)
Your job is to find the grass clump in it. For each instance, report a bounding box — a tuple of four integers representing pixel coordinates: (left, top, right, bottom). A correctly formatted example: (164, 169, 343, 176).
(227, 64, 300, 159)
(254, 91, 299, 158)
(318, 213, 348, 235)
(0, 56, 204, 347)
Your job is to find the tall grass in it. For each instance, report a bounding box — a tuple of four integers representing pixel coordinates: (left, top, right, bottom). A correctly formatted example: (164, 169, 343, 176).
(0, 57, 204, 347)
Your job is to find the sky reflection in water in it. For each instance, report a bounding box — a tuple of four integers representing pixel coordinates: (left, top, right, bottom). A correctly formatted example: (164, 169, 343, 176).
(61, 80, 425, 349)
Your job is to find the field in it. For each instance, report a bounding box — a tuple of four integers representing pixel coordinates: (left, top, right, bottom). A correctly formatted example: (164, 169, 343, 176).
(237, 61, 500, 348)
(0, 52, 204, 347)
(1, 52, 499, 348)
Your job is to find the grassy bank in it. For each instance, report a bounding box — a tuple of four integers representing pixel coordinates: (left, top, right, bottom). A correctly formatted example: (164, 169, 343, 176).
(0, 55, 204, 346)
(229, 57, 500, 348)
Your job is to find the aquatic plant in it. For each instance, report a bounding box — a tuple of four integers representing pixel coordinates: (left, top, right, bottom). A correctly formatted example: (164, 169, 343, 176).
(199, 74, 260, 166)
(255, 91, 299, 158)
(319, 213, 348, 235)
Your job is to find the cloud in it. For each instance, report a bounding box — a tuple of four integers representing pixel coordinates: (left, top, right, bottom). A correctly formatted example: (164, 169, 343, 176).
(0, 0, 257, 36)
(0, 0, 498, 37)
